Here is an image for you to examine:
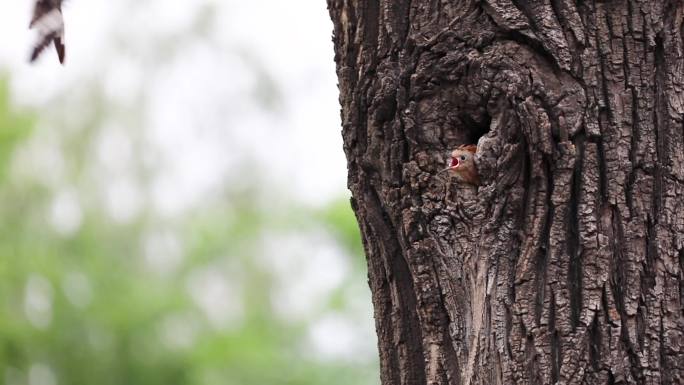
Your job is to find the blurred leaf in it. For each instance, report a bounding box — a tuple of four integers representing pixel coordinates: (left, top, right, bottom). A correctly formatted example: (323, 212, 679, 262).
(0, 76, 34, 181)
(317, 198, 364, 263)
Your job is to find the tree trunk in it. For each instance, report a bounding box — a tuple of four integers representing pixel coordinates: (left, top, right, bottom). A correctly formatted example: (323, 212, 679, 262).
(327, 1, 683, 384)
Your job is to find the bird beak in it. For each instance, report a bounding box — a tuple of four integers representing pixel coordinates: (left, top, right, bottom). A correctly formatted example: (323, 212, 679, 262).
(439, 156, 460, 174)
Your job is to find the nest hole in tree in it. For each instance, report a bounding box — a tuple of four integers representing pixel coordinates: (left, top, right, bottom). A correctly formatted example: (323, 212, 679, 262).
(458, 112, 491, 146)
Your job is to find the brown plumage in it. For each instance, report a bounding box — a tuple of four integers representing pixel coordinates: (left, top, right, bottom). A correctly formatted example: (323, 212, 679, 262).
(442, 144, 480, 185)
(29, 0, 65, 64)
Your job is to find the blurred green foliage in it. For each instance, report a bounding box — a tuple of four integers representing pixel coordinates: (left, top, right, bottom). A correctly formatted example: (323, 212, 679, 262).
(0, 79, 377, 385)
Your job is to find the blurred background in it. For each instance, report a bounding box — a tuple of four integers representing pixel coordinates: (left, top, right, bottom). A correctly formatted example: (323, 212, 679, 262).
(0, 1, 378, 384)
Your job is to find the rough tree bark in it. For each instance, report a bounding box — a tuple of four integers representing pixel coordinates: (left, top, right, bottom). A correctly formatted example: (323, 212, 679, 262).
(328, 1, 683, 384)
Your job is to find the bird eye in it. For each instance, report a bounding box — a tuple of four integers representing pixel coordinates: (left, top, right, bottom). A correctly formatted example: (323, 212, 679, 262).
(460, 155, 466, 161)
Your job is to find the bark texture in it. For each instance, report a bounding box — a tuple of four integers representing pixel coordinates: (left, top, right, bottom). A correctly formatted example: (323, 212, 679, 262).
(328, 1, 683, 384)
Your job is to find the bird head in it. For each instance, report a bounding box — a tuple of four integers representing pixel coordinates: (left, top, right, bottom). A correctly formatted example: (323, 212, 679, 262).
(445, 145, 476, 172)
(440, 144, 479, 185)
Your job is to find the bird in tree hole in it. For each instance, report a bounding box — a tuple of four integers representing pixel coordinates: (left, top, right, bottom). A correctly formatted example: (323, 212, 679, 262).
(28, 0, 65, 64)
(441, 144, 480, 186)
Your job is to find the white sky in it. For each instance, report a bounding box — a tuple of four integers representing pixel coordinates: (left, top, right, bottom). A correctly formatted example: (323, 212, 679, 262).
(0, 0, 348, 213)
